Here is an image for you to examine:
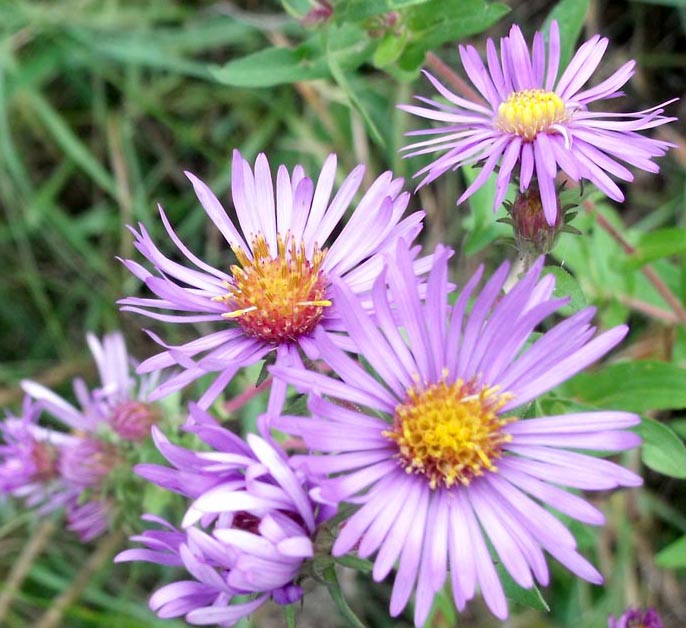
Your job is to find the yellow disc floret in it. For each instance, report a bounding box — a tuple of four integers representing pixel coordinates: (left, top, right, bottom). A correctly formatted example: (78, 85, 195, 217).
(385, 377, 515, 489)
(214, 233, 331, 343)
(495, 89, 568, 141)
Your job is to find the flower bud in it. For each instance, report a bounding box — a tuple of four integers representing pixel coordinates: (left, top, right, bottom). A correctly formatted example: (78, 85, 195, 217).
(509, 185, 563, 257)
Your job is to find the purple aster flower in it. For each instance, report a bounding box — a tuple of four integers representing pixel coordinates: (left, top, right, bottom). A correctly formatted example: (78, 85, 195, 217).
(116, 404, 323, 626)
(271, 240, 642, 625)
(16, 332, 161, 541)
(0, 397, 74, 513)
(119, 150, 429, 413)
(609, 608, 663, 628)
(400, 21, 676, 224)
(22, 332, 159, 442)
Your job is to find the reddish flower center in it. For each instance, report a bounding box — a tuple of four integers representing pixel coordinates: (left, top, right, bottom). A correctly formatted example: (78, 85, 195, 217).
(110, 401, 159, 442)
(232, 511, 261, 534)
(215, 233, 331, 343)
(495, 89, 568, 141)
(385, 377, 514, 489)
(30, 442, 58, 481)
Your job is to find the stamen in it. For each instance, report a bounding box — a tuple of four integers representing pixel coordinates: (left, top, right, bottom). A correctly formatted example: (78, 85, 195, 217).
(215, 233, 330, 343)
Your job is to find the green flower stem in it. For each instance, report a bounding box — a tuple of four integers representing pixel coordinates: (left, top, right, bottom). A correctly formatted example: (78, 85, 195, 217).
(322, 564, 367, 628)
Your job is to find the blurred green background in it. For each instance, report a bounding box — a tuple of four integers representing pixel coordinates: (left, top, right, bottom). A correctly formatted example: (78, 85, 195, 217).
(1, 0, 685, 626)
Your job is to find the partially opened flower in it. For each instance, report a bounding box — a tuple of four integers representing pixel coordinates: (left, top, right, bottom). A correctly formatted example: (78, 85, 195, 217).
(272, 240, 642, 625)
(401, 20, 676, 224)
(119, 150, 428, 412)
(116, 405, 322, 626)
(0, 397, 73, 513)
(22, 332, 159, 443)
(17, 332, 160, 540)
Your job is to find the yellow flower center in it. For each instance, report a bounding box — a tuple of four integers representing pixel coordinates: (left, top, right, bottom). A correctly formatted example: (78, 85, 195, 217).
(385, 377, 514, 489)
(495, 89, 568, 141)
(214, 233, 331, 343)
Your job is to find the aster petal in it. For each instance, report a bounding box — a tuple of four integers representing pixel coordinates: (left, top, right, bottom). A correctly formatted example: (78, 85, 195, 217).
(335, 475, 401, 557)
(519, 142, 535, 190)
(185, 596, 268, 626)
(468, 486, 534, 588)
(418, 70, 493, 115)
(533, 139, 559, 224)
(302, 153, 337, 246)
(486, 39, 508, 100)
(458, 44, 501, 108)
(456, 137, 511, 207)
(389, 480, 429, 617)
(555, 35, 606, 99)
(247, 434, 315, 533)
(493, 136, 521, 209)
(498, 460, 605, 524)
(504, 325, 628, 408)
(504, 24, 535, 90)
(461, 489, 508, 619)
(545, 20, 561, 91)
(372, 476, 424, 581)
(358, 476, 414, 559)
(573, 60, 635, 103)
(456, 261, 510, 378)
(447, 494, 476, 610)
(186, 169, 247, 252)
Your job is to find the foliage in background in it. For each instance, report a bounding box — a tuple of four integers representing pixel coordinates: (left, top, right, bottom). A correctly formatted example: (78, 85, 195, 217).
(1, 0, 685, 627)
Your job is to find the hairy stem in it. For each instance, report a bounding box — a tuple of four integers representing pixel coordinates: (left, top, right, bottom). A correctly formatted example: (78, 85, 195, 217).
(224, 376, 272, 413)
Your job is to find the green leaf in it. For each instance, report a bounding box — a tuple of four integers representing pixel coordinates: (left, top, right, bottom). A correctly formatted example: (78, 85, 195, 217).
(636, 417, 686, 479)
(400, 0, 509, 73)
(542, 266, 588, 316)
(23, 91, 118, 198)
(336, 0, 431, 22)
(211, 26, 371, 88)
(543, 0, 590, 68)
(620, 228, 686, 270)
(373, 29, 409, 67)
(670, 418, 686, 439)
(211, 42, 326, 87)
(496, 563, 550, 612)
(335, 554, 374, 573)
(325, 26, 385, 146)
(656, 535, 686, 568)
(564, 361, 686, 413)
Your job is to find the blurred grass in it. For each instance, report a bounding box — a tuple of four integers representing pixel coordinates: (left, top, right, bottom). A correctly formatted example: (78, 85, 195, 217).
(0, 0, 685, 627)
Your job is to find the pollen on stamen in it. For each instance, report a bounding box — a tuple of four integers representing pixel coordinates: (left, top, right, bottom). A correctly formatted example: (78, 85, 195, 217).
(384, 378, 515, 489)
(214, 233, 331, 344)
(495, 89, 568, 141)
